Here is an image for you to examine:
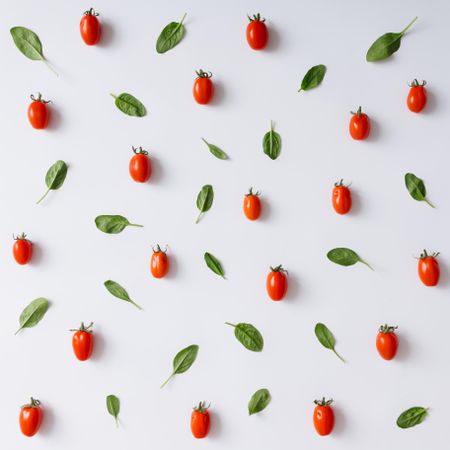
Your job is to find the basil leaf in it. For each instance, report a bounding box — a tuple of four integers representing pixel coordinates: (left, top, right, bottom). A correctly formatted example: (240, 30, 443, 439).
(15, 298, 49, 335)
(110, 93, 146, 117)
(201, 138, 229, 160)
(104, 280, 143, 310)
(196, 185, 214, 223)
(95, 215, 143, 234)
(298, 64, 327, 92)
(263, 121, 281, 160)
(156, 13, 187, 54)
(160, 344, 199, 388)
(36, 160, 68, 204)
(315, 322, 345, 362)
(106, 395, 120, 427)
(248, 388, 271, 415)
(366, 17, 418, 62)
(327, 247, 374, 270)
(404, 173, 434, 208)
(225, 322, 264, 352)
(204, 252, 225, 278)
(397, 406, 428, 429)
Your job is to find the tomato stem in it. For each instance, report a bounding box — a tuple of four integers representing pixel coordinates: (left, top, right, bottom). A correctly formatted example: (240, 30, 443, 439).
(36, 188, 50, 205)
(401, 16, 418, 35)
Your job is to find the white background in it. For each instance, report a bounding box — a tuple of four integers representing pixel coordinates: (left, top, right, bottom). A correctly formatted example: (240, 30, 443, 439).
(0, 0, 449, 448)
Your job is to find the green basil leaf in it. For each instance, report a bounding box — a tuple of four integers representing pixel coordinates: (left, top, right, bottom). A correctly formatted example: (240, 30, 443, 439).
(366, 17, 418, 62)
(263, 121, 281, 160)
(104, 280, 143, 310)
(156, 13, 187, 54)
(298, 64, 327, 92)
(226, 322, 264, 352)
(327, 247, 374, 270)
(201, 138, 229, 160)
(204, 252, 225, 278)
(36, 160, 68, 204)
(196, 185, 214, 223)
(248, 388, 271, 415)
(396, 406, 428, 429)
(15, 298, 49, 335)
(404, 173, 434, 207)
(161, 344, 199, 388)
(110, 93, 146, 117)
(106, 394, 120, 427)
(95, 215, 143, 234)
(314, 322, 345, 362)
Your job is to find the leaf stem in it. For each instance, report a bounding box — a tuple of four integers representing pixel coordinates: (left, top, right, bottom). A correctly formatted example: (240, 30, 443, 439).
(359, 258, 374, 271)
(130, 300, 143, 310)
(36, 188, 50, 205)
(14, 326, 23, 335)
(333, 348, 346, 363)
(195, 212, 202, 224)
(42, 58, 59, 77)
(179, 13, 187, 25)
(401, 16, 418, 35)
(160, 373, 174, 389)
(115, 417, 119, 428)
(128, 223, 144, 228)
(110, 93, 117, 99)
(225, 322, 236, 328)
(424, 198, 435, 208)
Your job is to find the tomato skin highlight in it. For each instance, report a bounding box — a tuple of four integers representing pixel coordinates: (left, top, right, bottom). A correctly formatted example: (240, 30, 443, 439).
(266, 265, 288, 301)
(313, 399, 334, 436)
(13, 233, 33, 265)
(418, 250, 440, 286)
(193, 70, 214, 104)
(407, 79, 427, 113)
(191, 402, 210, 439)
(332, 180, 352, 215)
(349, 106, 370, 140)
(71, 322, 94, 361)
(151, 245, 169, 278)
(80, 9, 101, 45)
(28, 94, 50, 129)
(19, 398, 43, 437)
(243, 188, 261, 220)
(129, 146, 152, 183)
(376, 324, 398, 360)
(246, 14, 268, 50)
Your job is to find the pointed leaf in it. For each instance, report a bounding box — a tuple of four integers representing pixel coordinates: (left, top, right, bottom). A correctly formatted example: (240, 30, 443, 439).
(404, 173, 434, 207)
(95, 215, 143, 234)
(202, 138, 228, 160)
(263, 121, 281, 160)
(298, 64, 326, 91)
(160, 344, 199, 388)
(106, 395, 120, 426)
(248, 389, 271, 415)
(204, 252, 225, 278)
(195, 185, 214, 223)
(15, 298, 49, 334)
(111, 93, 146, 117)
(226, 322, 264, 352)
(397, 407, 428, 429)
(104, 280, 142, 310)
(10, 26, 44, 60)
(156, 14, 187, 54)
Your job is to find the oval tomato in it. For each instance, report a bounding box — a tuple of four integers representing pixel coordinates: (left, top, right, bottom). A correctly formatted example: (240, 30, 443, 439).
(407, 79, 427, 113)
(19, 398, 43, 437)
(191, 402, 210, 439)
(243, 188, 261, 220)
(193, 70, 214, 105)
(246, 13, 268, 50)
(376, 324, 398, 360)
(28, 93, 50, 129)
(13, 233, 33, 265)
(71, 322, 94, 361)
(129, 146, 152, 183)
(418, 250, 440, 286)
(266, 265, 288, 301)
(151, 245, 169, 278)
(313, 398, 334, 436)
(332, 180, 352, 215)
(349, 106, 370, 140)
(80, 8, 101, 45)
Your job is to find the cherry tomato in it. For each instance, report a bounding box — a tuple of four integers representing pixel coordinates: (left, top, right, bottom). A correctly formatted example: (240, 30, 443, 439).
(246, 13, 268, 50)
(193, 70, 214, 105)
(191, 401, 210, 439)
(313, 398, 334, 436)
(19, 398, 43, 437)
(332, 179, 352, 215)
(80, 8, 101, 45)
(71, 322, 94, 361)
(407, 79, 427, 113)
(376, 324, 398, 360)
(28, 93, 50, 129)
(418, 250, 440, 286)
(266, 265, 288, 301)
(151, 245, 169, 278)
(349, 106, 370, 140)
(243, 188, 262, 220)
(13, 233, 33, 265)
(129, 146, 152, 183)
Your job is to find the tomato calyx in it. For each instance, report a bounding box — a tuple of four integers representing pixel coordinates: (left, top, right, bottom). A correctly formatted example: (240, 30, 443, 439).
(152, 244, 168, 254)
(195, 69, 213, 79)
(84, 7, 99, 16)
(270, 264, 288, 275)
(247, 13, 265, 22)
(314, 397, 333, 407)
(409, 79, 426, 87)
(70, 321, 94, 333)
(30, 92, 51, 104)
(334, 179, 351, 188)
(378, 324, 398, 334)
(246, 187, 261, 197)
(132, 146, 149, 156)
(350, 106, 363, 117)
(193, 401, 210, 413)
(22, 397, 41, 409)
(419, 249, 439, 259)
(13, 232, 28, 241)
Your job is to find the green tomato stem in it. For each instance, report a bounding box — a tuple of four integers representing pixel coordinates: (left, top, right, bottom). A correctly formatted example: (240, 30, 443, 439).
(36, 188, 50, 205)
(401, 16, 418, 35)
(160, 373, 174, 389)
(333, 348, 346, 363)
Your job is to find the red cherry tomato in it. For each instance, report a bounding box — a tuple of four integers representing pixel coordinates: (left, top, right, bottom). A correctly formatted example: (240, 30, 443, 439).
(151, 245, 169, 278)
(418, 250, 440, 286)
(13, 233, 33, 265)
(407, 79, 427, 113)
(191, 402, 210, 439)
(193, 70, 214, 105)
(243, 188, 262, 220)
(19, 398, 43, 437)
(80, 8, 101, 45)
(332, 179, 352, 215)
(266, 265, 288, 301)
(313, 398, 335, 436)
(376, 324, 398, 360)
(129, 146, 152, 183)
(71, 322, 94, 361)
(246, 13, 268, 50)
(28, 93, 50, 129)
(349, 106, 370, 140)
